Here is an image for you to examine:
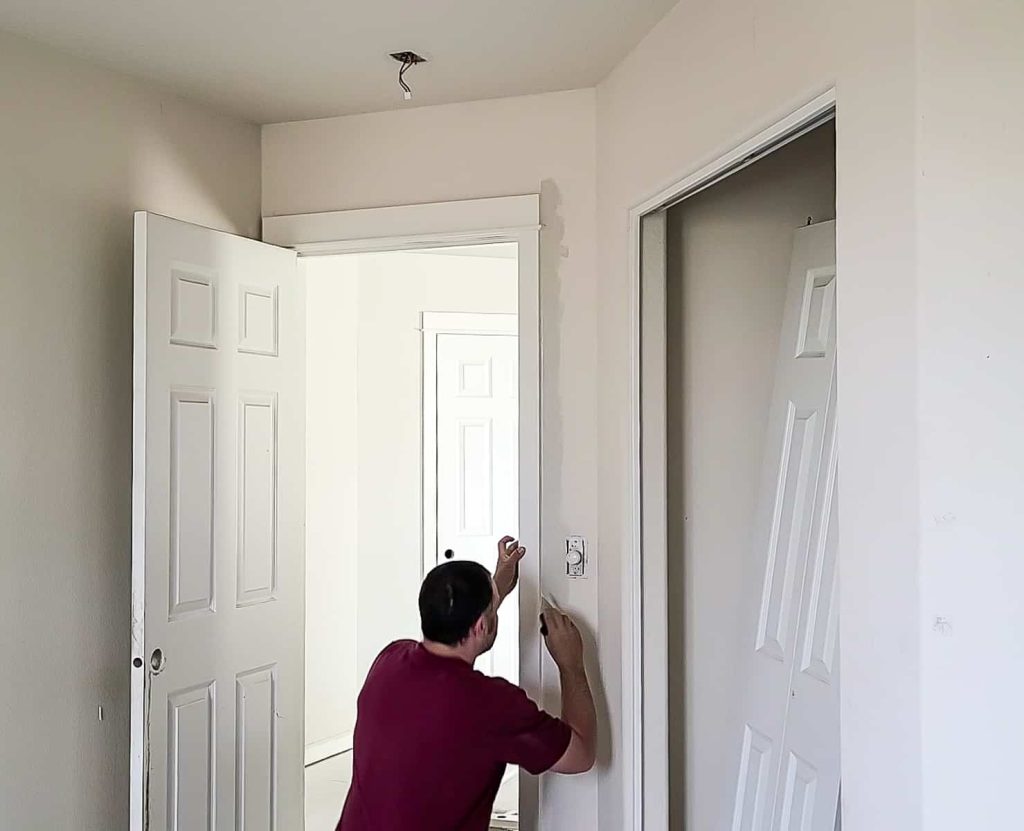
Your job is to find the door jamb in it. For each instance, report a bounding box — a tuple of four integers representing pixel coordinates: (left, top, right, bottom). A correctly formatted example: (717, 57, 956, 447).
(624, 90, 837, 831)
(263, 195, 543, 830)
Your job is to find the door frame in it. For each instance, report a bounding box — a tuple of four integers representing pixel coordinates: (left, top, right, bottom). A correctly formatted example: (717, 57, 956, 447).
(421, 310, 519, 580)
(263, 194, 542, 828)
(623, 90, 837, 831)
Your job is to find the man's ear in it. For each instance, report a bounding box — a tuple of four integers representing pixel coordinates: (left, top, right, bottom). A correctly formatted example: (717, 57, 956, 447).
(471, 614, 488, 639)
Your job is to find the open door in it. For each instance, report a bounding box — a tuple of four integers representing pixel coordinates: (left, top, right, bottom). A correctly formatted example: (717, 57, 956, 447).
(130, 213, 305, 831)
(730, 220, 839, 831)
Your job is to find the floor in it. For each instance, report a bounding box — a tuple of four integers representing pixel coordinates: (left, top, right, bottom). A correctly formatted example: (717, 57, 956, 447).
(304, 752, 519, 830)
(305, 752, 352, 830)
(492, 772, 519, 829)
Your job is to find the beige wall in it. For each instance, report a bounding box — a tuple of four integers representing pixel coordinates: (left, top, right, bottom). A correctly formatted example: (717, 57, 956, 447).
(665, 124, 836, 830)
(0, 29, 261, 830)
(263, 89, 601, 829)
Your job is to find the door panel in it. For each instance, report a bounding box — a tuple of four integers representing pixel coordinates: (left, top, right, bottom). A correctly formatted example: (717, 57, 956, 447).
(131, 213, 304, 831)
(730, 221, 839, 831)
(434, 332, 518, 683)
(235, 665, 278, 831)
(167, 682, 215, 831)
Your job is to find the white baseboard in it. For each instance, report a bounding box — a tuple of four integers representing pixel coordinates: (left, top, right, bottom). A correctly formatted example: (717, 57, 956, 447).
(305, 731, 354, 767)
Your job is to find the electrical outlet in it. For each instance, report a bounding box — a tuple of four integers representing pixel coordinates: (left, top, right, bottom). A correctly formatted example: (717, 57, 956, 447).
(566, 535, 586, 578)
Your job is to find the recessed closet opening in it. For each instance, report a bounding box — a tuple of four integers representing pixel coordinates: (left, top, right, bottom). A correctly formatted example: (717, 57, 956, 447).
(662, 120, 839, 830)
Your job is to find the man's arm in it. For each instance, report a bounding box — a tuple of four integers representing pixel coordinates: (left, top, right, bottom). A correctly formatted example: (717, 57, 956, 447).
(543, 610, 597, 774)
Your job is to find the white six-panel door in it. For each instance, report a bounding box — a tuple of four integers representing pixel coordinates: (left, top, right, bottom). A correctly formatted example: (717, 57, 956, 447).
(730, 221, 839, 831)
(131, 213, 305, 831)
(427, 318, 519, 684)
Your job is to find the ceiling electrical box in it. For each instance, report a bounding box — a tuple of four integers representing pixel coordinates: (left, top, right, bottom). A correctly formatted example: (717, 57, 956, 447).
(566, 535, 587, 578)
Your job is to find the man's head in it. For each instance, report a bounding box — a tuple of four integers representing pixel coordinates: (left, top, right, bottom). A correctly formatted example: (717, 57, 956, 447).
(419, 560, 499, 657)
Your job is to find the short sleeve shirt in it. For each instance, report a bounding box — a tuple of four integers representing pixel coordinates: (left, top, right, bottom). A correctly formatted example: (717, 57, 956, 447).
(336, 640, 571, 831)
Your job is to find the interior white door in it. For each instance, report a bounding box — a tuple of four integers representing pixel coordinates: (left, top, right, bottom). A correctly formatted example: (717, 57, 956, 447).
(434, 331, 519, 682)
(730, 220, 839, 831)
(130, 213, 305, 831)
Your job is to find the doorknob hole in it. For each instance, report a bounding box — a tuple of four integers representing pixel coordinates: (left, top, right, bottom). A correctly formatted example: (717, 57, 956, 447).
(444, 549, 454, 559)
(150, 648, 165, 673)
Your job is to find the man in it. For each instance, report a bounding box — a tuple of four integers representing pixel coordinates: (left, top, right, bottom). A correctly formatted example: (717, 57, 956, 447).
(336, 535, 597, 830)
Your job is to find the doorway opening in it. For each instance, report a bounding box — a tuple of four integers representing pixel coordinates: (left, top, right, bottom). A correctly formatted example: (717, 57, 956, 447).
(302, 243, 522, 830)
(631, 98, 839, 831)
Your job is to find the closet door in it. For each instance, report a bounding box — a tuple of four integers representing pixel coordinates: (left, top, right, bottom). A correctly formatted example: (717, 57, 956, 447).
(730, 221, 839, 831)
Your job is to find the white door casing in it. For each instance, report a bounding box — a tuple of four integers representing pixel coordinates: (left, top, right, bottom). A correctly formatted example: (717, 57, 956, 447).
(730, 221, 839, 831)
(423, 312, 519, 683)
(131, 213, 305, 831)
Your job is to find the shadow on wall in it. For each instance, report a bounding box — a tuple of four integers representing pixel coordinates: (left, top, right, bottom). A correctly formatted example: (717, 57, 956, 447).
(131, 95, 261, 239)
(538, 178, 611, 770)
(539, 176, 567, 565)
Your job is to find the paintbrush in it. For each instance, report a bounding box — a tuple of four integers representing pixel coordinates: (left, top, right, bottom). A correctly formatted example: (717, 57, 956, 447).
(539, 592, 562, 635)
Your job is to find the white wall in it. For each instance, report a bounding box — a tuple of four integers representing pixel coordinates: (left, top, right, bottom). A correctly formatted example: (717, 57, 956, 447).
(665, 125, 836, 830)
(916, 1, 1024, 828)
(303, 249, 518, 753)
(352, 250, 518, 680)
(0, 29, 261, 830)
(305, 256, 361, 753)
(263, 90, 601, 829)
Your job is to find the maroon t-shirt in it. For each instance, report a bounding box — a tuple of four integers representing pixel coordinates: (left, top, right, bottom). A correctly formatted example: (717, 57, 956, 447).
(336, 640, 571, 831)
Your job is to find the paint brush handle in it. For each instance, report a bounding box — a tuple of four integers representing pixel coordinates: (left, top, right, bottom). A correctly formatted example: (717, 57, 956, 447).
(540, 593, 562, 636)
(541, 592, 562, 612)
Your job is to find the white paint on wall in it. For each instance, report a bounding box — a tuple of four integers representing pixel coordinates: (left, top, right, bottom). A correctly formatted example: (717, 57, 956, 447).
(0, 28, 260, 831)
(263, 89, 600, 829)
(665, 125, 836, 831)
(303, 249, 517, 754)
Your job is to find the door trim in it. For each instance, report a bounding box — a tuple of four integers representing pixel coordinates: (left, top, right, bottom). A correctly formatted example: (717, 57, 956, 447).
(624, 89, 837, 831)
(263, 195, 542, 830)
(421, 312, 519, 581)
(263, 195, 540, 254)
(129, 213, 149, 831)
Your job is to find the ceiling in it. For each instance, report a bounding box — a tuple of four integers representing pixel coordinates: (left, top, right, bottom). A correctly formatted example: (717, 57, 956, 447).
(0, 0, 677, 124)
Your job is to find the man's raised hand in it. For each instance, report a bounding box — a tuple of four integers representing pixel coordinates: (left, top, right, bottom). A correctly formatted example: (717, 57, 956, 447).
(494, 534, 526, 601)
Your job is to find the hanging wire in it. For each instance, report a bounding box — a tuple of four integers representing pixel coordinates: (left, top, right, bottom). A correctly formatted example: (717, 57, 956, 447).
(390, 51, 426, 100)
(398, 58, 413, 97)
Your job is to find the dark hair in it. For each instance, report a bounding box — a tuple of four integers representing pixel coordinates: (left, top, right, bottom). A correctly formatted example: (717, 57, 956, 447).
(419, 561, 493, 646)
